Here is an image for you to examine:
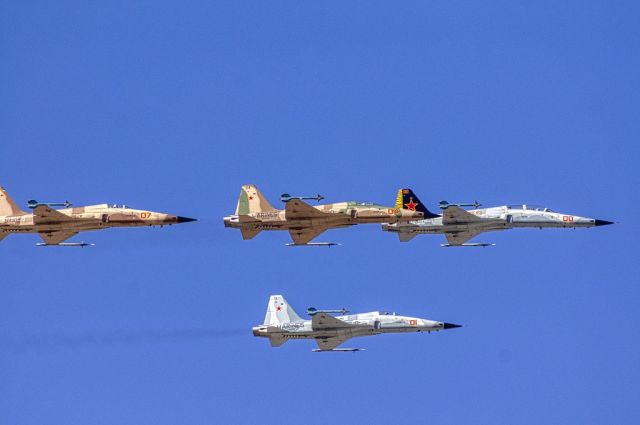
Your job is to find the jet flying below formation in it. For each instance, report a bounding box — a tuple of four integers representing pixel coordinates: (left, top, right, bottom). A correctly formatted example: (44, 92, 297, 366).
(253, 295, 461, 351)
(0, 186, 196, 246)
(224, 184, 423, 245)
(383, 188, 613, 246)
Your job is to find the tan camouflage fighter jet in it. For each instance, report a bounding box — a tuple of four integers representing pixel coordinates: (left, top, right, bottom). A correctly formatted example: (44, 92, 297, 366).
(0, 186, 196, 246)
(224, 184, 423, 245)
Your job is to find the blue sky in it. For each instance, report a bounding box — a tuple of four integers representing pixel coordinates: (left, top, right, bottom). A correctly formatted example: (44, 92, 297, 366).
(1, 1, 638, 424)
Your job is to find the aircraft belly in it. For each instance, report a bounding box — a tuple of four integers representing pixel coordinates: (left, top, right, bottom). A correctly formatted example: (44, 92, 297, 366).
(355, 216, 394, 224)
(379, 327, 427, 334)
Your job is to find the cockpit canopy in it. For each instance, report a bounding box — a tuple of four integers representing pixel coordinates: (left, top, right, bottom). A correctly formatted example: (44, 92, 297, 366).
(379, 311, 398, 316)
(110, 204, 130, 209)
(507, 204, 554, 212)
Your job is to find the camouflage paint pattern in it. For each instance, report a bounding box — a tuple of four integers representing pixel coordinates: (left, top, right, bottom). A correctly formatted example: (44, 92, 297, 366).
(224, 184, 424, 244)
(0, 186, 196, 245)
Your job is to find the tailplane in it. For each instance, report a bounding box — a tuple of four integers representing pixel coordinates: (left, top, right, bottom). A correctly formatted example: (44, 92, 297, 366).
(263, 295, 304, 326)
(235, 184, 278, 215)
(0, 186, 27, 216)
(395, 188, 439, 219)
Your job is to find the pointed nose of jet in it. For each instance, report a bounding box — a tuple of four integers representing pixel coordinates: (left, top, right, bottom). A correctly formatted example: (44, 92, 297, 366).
(443, 322, 462, 330)
(176, 216, 197, 223)
(594, 219, 613, 226)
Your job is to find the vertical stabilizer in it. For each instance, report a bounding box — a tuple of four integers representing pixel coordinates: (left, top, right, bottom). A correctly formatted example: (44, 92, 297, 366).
(395, 188, 439, 219)
(0, 187, 26, 216)
(263, 295, 304, 325)
(235, 184, 277, 215)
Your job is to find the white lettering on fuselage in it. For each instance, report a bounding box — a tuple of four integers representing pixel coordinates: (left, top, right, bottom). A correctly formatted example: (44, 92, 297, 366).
(280, 323, 304, 331)
(1, 217, 23, 224)
(254, 212, 279, 219)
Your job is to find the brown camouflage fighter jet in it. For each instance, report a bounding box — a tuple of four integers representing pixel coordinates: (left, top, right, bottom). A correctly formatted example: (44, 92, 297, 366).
(0, 186, 196, 246)
(223, 184, 423, 245)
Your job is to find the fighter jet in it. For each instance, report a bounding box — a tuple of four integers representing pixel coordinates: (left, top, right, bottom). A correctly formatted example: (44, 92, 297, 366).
(382, 188, 613, 246)
(223, 184, 423, 245)
(253, 295, 461, 351)
(0, 186, 196, 246)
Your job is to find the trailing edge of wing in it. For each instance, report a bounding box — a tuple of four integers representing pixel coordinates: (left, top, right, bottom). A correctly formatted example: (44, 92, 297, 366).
(38, 231, 78, 245)
(288, 227, 328, 245)
(444, 229, 484, 246)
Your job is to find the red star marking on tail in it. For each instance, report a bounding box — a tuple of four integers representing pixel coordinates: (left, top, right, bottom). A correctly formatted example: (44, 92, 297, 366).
(404, 197, 419, 211)
(276, 305, 282, 311)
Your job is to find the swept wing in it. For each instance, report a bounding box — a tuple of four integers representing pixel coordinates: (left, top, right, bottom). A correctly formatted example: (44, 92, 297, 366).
(33, 205, 77, 224)
(284, 199, 328, 219)
(288, 227, 328, 245)
(441, 206, 482, 224)
(38, 231, 79, 245)
(315, 335, 351, 350)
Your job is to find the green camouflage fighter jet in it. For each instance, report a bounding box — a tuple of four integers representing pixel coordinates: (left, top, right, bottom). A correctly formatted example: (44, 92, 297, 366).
(224, 184, 423, 245)
(0, 186, 196, 246)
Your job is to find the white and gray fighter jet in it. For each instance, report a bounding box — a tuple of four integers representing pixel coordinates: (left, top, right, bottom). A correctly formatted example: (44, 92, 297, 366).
(253, 295, 461, 352)
(383, 188, 613, 246)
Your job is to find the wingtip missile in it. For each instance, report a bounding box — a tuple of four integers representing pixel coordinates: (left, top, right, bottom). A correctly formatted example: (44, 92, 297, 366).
(441, 243, 495, 247)
(306, 307, 349, 316)
(439, 200, 482, 210)
(285, 242, 340, 247)
(312, 348, 364, 352)
(36, 242, 94, 247)
(280, 193, 325, 203)
(28, 200, 72, 209)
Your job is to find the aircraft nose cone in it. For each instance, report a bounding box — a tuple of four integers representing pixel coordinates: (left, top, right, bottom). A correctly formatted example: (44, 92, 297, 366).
(176, 216, 197, 223)
(594, 219, 613, 226)
(443, 322, 462, 330)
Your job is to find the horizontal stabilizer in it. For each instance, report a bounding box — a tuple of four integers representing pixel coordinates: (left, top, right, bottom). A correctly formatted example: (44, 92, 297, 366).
(398, 231, 417, 242)
(269, 335, 288, 347)
(0, 232, 8, 243)
(240, 227, 261, 240)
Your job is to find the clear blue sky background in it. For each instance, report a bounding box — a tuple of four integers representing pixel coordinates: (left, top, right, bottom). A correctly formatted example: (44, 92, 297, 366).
(1, 1, 638, 424)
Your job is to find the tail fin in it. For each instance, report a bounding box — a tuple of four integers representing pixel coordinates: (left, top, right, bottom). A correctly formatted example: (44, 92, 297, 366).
(235, 184, 277, 215)
(395, 188, 439, 219)
(0, 187, 26, 216)
(263, 295, 304, 326)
